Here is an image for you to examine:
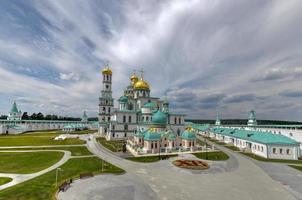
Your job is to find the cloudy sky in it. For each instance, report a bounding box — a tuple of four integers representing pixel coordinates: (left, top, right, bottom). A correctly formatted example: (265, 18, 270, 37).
(1, 0, 302, 121)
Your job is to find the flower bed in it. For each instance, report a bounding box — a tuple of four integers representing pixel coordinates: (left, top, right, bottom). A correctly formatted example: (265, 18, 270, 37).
(172, 159, 209, 170)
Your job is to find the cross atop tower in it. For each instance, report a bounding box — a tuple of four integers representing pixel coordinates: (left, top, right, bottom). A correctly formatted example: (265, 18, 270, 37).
(139, 68, 144, 79)
(105, 61, 110, 68)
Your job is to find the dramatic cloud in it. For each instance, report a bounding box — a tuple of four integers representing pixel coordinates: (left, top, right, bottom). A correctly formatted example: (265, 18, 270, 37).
(1, 0, 302, 121)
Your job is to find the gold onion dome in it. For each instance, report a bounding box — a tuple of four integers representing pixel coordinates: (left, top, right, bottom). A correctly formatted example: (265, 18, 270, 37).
(130, 74, 139, 84)
(134, 78, 150, 90)
(102, 67, 112, 75)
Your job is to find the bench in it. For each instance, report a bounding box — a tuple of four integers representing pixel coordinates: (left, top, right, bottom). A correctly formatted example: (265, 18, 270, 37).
(80, 172, 94, 179)
(59, 181, 70, 192)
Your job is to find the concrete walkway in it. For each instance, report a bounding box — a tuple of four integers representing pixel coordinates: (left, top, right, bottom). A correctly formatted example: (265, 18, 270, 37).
(0, 144, 86, 149)
(0, 150, 71, 190)
(58, 135, 297, 200)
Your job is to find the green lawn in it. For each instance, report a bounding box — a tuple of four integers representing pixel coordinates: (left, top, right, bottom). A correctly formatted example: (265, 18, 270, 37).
(0, 135, 85, 147)
(0, 177, 12, 186)
(0, 157, 125, 200)
(289, 165, 302, 172)
(0, 151, 64, 174)
(126, 154, 178, 163)
(241, 152, 302, 164)
(192, 151, 229, 161)
(59, 130, 96, 135)
(224, 145, 240, 151)
(0, 146, 92, 156)
(97, 137, 126, 152)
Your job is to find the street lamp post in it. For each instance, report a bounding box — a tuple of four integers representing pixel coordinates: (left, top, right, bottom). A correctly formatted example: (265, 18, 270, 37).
(56, 168, 63, 187)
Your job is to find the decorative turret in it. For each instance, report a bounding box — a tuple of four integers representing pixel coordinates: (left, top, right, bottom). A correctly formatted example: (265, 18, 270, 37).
(215, 113, 221, 126)
(162, 97, 169, 113)
(151, 109, 167, 126)
(7, 101, 22, 121)
(247, 110, 257, 126)
(81, 110, 88, 123)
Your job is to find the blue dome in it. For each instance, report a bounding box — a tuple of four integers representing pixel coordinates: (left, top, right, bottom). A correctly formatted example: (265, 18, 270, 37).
(152, 110, 167, 125)
(144, 130, 161, 141)
(118, 96, 128, 103)
(181, 130, 196, 140)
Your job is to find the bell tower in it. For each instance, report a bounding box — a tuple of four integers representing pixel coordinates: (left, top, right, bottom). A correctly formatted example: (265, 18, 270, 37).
(99, 63, 114, 123)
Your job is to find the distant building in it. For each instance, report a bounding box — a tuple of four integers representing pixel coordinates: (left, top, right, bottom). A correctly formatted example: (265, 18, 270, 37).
(247, 110, 257, 126)
(7, 101, 22, 121)
(215, 113, 221, 126)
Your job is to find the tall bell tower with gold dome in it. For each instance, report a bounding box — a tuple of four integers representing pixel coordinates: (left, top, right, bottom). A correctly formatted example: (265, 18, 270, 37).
(99, 63, 114, 125)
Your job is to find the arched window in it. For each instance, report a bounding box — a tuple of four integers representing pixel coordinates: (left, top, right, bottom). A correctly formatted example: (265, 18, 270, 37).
(177, 129, 180, 136)
(146, 116, 149, 121)
(279, 148, 283, 154)
(129, 116, 132, 123)
(286, 149, 290, 155)
(273, 148, 276, 154)
(174, 117, 177, 124)
(108, 107, 111, 113)
(124, 124, 128, 130)
(178, 117, 181, 124)
(123, 115, 126, 123)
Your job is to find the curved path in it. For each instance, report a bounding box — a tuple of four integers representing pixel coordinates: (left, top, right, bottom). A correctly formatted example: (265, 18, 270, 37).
(0, 150, 71, 190)
(59, 135, 297, 200)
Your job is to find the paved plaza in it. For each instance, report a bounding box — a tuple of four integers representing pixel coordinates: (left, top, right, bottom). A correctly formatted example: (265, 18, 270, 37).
(58, 136, 302, 200)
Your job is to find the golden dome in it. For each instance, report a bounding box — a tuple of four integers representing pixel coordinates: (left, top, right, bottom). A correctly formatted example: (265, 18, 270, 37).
(134, 78, 150, 90)
(130, 74, 139, 84)
(102, 67, 112, 75)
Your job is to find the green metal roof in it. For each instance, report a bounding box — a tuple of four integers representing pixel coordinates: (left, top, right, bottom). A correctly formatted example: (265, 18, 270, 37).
(118, 96, 128, 103)
(10, 101, 19, 113)
(211, 128, 299, 145)
(143, 102, 156, 108)
(168, 133, 177, 141)
(144, 130, 161, 141)
(181, 130, 196, 140)
(151, 110, 167, 125)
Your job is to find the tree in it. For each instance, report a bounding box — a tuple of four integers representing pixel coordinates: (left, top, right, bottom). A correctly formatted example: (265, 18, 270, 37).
(37, 112, 44, 120)
(22, 112, 29, 120)
(30, 113, 37, 120)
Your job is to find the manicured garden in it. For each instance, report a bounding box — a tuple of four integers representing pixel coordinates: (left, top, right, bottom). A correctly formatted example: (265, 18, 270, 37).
(0, 157, 125, 200)
(126, 154, 178, 163)
(0, 177, 12, 186)
(97, 137, 126, 152)
(0, 151, 64, 174)
(240, 152, 302, 164)
(0, 134, 85, 146)
(192, 151, 229, 161)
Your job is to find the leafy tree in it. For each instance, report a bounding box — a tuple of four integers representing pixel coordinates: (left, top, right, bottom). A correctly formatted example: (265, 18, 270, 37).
(22, 112, 29, 120)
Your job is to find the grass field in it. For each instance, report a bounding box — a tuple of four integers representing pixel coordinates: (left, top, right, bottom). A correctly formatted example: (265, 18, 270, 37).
(59, 130, 96, 135)
(289, 165, 302, 172)
(224, 145, 241, 151)
(97, 137, 126, 152)
(0, 177, 12, 186)
(0, 146, 92, 156)
(192, 151, 229, 161)
(0, 151, 64, 174)
(0, 157, 125, 200)
(240, 152, 302, 164)
(0, 134, 85, 147)
(126, 154, 178, 163)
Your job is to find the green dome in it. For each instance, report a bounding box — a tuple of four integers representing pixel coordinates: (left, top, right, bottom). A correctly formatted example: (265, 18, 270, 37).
(152, 110, 167, 125)
(168, 133, 177, 141)
(181, 130, 196, 140)
(118, 96, 128, 103)
(143, 102, 156, 109)
(144, 130, 161, 141)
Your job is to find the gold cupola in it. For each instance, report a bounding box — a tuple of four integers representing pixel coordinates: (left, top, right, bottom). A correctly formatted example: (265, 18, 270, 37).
(102, 64, 112, 75)
(130, 73, 139, 85)
(133, 68, 150, 90)
(134, 78, 150, 90)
